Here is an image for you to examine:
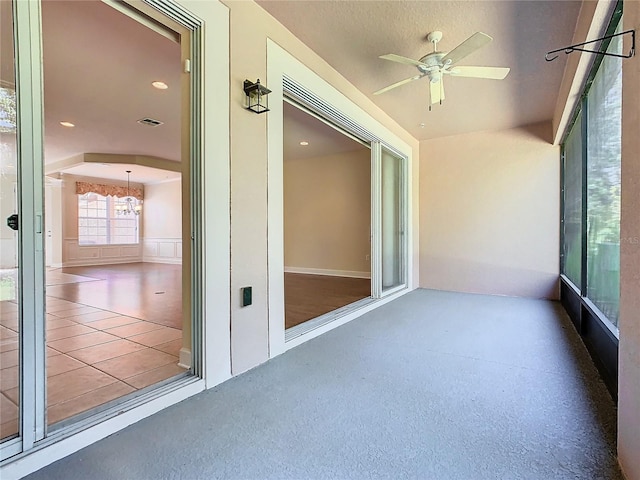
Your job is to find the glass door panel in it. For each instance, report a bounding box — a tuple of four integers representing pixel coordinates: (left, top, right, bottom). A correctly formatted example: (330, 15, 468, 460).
(40, 0, 191, 428)
(0, 0, 20, 443)
(380, 147, 404, 292)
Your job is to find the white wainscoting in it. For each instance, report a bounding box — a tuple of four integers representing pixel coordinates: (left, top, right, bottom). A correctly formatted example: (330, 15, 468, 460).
(63, 239, 142, 267)
(143, 238, 182, 264)
(284, 266, 371, 279)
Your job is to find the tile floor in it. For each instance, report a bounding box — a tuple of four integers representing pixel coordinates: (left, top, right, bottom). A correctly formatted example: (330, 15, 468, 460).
(0, 272, 186, 440)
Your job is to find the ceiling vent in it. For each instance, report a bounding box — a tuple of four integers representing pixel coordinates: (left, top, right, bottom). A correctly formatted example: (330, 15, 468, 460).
(137, 117, 164, 127)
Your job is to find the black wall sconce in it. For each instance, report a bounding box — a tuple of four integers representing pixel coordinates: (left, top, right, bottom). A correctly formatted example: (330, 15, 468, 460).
(243, 79, 271, 114)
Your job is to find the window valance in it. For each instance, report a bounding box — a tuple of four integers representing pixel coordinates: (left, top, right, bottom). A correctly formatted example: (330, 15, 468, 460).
(76, 181, 144, 201)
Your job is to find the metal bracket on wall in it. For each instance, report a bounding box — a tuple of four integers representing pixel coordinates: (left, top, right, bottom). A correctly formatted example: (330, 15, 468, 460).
(545, 29, 635, 62)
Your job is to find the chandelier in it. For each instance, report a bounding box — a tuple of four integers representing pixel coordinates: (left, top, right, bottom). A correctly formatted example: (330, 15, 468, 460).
(115, 170, 142, 215)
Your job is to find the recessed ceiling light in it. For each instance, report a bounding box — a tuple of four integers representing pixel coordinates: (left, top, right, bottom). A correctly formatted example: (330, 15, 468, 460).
(299, 141, 309, 146)
(60, 121, 75, 128)
(152, 81, 168, 90)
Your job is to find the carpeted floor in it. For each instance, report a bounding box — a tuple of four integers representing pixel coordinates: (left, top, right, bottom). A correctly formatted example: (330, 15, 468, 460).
(24, 289, 622, 480)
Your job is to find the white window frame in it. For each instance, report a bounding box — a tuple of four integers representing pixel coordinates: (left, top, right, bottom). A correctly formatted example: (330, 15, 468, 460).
(77, 193, 140, 246)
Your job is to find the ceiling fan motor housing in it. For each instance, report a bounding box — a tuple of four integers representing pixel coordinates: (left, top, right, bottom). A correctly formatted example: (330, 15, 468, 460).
(417, 52, 446, 76)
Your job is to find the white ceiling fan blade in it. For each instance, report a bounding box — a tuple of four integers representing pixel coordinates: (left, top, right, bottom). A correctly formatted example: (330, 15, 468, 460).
(379, 54, 429, 68)
(374, 74, 423, 95)
(441, 32, 493, 66)
(429, 79, 445, 104)
(448, 66, 510, 80)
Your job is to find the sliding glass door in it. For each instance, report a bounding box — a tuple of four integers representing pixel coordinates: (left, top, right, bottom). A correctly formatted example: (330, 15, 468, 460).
(380, 147, 405, 293)
(370, 143, 407, 299)
(0, 0, 21, 446)
(1, 0, 203, 461)
(1, 0, 46, 460)
(278, 99, 408, 338)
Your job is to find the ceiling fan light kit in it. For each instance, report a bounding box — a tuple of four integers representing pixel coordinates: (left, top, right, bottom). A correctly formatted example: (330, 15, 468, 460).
(374, 31, 511, 109)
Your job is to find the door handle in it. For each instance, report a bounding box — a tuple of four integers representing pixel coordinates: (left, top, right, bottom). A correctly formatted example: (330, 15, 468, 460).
(6, 214, 18, 231)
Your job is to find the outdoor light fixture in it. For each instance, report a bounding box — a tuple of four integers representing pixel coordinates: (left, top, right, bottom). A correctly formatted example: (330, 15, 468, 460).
(243, 78, 271, 114)
(115, 170, 142, 216)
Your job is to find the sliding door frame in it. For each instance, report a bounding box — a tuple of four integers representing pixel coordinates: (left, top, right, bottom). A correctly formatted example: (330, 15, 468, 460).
(1, 0, 205, 463)
(372, 143, 408, 299)
(267, 40, 412, 355)
(280, 94, 408, 313)
(0, 0, 46, 461)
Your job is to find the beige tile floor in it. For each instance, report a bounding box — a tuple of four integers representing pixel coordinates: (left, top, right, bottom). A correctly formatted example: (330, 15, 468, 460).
(0, 294, 186, 439)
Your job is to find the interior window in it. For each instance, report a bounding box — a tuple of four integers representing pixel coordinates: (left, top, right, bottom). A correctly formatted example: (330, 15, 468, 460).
(77, 193, 139, 245)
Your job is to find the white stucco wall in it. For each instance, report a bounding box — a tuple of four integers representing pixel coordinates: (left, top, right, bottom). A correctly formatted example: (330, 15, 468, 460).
(420, 122, 560, 299)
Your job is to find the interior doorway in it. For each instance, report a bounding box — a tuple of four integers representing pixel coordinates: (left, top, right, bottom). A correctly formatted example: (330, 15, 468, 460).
(283, 101, 372, 329)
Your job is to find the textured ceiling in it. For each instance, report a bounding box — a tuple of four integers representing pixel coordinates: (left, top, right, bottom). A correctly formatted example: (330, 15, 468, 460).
(1, 0, 182, 184)
(1, 0, 583, 185)
(257, 0, 582, 140)
(41, 0, 182, 181)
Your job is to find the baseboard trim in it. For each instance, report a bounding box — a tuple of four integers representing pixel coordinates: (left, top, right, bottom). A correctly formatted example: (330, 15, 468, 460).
(178, 347, 191, 369)
(142, 257, 182, 265)
(284, 266, 371, 279)
(62, 257, 143, 268)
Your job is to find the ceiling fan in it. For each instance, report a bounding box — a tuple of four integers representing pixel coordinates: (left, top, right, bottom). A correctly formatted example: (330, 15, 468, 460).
(374, 31, 510, 105)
